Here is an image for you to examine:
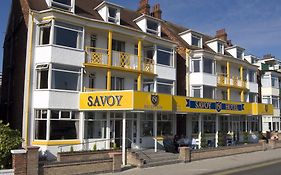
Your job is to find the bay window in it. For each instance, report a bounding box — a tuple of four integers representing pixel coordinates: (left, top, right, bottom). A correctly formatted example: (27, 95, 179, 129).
(192, 86, 201, 98)
(36, 64, 49, 89)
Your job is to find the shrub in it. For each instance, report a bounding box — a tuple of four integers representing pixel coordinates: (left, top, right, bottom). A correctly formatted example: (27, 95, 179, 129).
(92, 144, 97, 151)
(243, 132, 249, 143)
(218, 131, 227, 147)
(69, 146, 74, 152)
(200, 134, 208, 148)
(0, 121, 23, 169)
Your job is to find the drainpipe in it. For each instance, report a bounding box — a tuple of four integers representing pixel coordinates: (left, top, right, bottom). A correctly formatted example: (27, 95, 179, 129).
(186, 48, 191, 97)
(23, 10, 34, 146)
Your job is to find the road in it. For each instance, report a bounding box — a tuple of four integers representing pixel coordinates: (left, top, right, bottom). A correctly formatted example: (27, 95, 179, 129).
(211, 159, 281, 175)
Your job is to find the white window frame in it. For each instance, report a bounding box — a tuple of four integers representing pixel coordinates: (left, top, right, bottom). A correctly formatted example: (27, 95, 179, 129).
(191, 58, 201, 73)
(192, 86, 202, 98)
(191, 34, 202, 48)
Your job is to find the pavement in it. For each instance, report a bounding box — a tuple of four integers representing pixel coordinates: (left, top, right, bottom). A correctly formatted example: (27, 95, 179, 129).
(104, 148, 281, 175)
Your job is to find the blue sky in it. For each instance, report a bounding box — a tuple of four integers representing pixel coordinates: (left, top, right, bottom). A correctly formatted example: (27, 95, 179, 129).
(1, 0, 281, 72)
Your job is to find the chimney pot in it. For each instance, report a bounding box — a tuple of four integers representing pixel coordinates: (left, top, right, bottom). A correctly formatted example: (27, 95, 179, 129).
(137, 0, 150, 15)
(151, 3, 162, 19)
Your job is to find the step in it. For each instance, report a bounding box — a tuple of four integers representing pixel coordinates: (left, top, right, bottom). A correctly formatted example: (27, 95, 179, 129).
(144, 156, 179, 164)
(140, 153, 178, 160)
(141, 159, 182, 168)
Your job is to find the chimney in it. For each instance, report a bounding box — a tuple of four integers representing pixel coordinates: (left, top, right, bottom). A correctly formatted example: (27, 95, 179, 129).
(151, 4, 162, 19)
(216, 28, 227, 42)
(137, 0, 150, 15)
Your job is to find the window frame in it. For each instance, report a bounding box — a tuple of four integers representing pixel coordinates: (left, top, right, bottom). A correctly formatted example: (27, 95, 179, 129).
(191, 34, 202, 47)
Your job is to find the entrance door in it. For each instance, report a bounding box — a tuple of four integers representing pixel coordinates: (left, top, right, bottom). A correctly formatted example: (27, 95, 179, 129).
(115, 120, 122, 147)
(177, 114, 186, 136)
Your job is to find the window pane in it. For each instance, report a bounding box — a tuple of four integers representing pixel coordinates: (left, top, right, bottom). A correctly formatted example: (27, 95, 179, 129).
(61, 111, 70, 119)
(54, 27, 79, 48)
(141, 121, 153, 137)
(50, 120, 79, 140)
(157, 48, 172, 66)
(157, 84, 172, 94)
(192, 36, 200, 47)
(37, 69, 48, 89)
(84, 121, 106, 139)
(147, 20, 158, 31)
(35, 120, 46, 140)
(193, 60, 200, 72)
(193, 89, 201, 98)
(51, 110, 59, 119)
(157, 121, 172, 136)
(53, 0, 71, 5)
(203, 58, 213, 74)
(203, 86, 214, 98)
(40, 27, 50, 45)
(52, 70, 80, 91)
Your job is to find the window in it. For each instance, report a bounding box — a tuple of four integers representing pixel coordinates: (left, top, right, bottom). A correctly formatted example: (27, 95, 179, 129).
(192, 59, 201, 72)
(191, 35, 201, 47)
(143, 79, 154, 92)
(249, 93, 257, 103)
(217, 42, 223, 54)
(157, 79, 173, 94)
(53, 21, 83, 49)
(52, 0, 72, 11)
(34, 110, 47, 140)
(108, 7, 118, 23)
(39, 23, 51, 45)
(34, 109, 79, 140)
(157, 114, 173, 136)
(237, 50, 243, 59)
(192, 86, 201, 98)
(50, 110, 79, 140)
(90, 35, 97, 52)
(51, 64, 81, 91)
(84, 112, 107, 139)
(36, 64, 49, 89)
(203, 115, 216, 133)
(89, 74, 95, 89)
(203, 86, 214, 99)
(222, 90, 227, 100)
(157, 47, 173, 66)
(262, 96, 270, 104)
(203, 58, 213, 74)
(112, 39, 125, 52)
(140, 113, 153, 137)
(145, 47, 154, 59)
(272, 96, 279, 108)
(191, 115, 199, 133)
(271, 76, 278, 88)
(248, 70, 255, 82)
(109, 77, 124, 90)
(147, 20, 159, 35)
(221, 65, 227, 74)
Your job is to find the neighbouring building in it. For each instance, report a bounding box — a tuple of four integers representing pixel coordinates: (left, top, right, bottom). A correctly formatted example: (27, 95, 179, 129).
(245, 54, 281, 133)
(1, 0, 272, 163)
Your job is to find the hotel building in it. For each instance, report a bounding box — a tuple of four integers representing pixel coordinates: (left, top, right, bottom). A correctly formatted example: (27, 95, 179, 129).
(1, 0, 272, 162)
(245, 54, 281, 133)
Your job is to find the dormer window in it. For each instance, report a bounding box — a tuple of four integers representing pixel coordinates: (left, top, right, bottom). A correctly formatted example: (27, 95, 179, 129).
(51, 0, 72, 11)
(191, 35, 202, 47)
(218, 42, 224, 54)
(95, 2, 122, 25)
(147, 20, 159, 35)
(108, 7, 118, 23)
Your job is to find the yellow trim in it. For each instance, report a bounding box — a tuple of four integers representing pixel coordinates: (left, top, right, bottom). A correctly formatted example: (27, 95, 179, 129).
(24, 12, 34, 146)
(41, 16, 55, 21)
(83, 63, 156, 76)
(137, 39, 142, 91)
(226, 62, 230, 85)
(227, 88, 230, 101)
(241, 90, 244, 102)
(107, 31, 112, 91)
(32, 140, 81, 146)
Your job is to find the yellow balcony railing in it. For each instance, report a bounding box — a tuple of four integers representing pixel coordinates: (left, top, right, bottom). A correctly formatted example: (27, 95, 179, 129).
(85, 46, 154, 74)
(86, 47, 108, 65)
(217, 73, 248, 89)
(143, 58, 154, 73)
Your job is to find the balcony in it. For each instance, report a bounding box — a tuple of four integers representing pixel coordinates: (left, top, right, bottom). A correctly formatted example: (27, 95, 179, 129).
(217, 73, 247, 89)
(84, 47, 154, 74)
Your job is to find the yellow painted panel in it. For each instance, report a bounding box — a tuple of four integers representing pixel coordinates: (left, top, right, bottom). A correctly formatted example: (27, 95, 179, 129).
(32, 140, 80, 146)
(80, 91, 133, 110)
(133, 91, 173, 111)
(252, 103, 273, 115)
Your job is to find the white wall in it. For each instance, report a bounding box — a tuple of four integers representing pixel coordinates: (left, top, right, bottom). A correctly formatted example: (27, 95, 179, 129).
(179, 32, 192, 45)
(156, 65, 176, 81)
(190, 73, 217, 87)
(35, 45, 85, 66)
